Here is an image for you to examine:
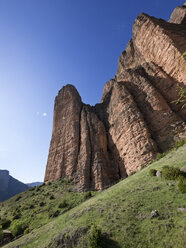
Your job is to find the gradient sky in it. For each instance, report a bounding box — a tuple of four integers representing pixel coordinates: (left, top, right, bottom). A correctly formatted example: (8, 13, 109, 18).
(0, 0, 184, 183)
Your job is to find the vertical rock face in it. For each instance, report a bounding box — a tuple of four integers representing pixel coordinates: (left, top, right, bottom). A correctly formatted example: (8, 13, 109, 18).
(44, 4, 186, 191)
(45, 85, 82, 182)
(96, 80, 157, 175)
(44, 86, 118, 191)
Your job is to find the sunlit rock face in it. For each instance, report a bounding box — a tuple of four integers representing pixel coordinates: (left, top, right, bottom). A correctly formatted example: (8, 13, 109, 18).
(44, 4, 186, 191)
(44, 85, 120, 191)
(169, 3, 186, 25)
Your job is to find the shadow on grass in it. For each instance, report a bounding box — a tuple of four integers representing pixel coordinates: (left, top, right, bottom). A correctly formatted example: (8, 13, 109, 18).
(103, 235, 121, 248)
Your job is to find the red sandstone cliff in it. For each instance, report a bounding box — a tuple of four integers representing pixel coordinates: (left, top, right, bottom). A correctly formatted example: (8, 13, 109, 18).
(44, 4, 186, 191)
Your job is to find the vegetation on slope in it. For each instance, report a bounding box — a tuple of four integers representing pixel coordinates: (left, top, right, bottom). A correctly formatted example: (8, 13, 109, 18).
(2, 144, 186, 248)
(0, 178, 97, 239)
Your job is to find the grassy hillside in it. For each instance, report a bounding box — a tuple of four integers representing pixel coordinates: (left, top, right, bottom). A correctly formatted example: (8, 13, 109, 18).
(2, 144, 186, 248)
(0, 178, 97, 239)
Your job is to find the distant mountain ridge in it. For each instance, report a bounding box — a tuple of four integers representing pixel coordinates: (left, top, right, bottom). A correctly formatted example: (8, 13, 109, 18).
(26, 182, 43, 187)
(0, 170, 29, 202)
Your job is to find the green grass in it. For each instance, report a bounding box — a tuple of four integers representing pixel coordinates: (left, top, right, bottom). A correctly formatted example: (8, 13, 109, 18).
(0, 178, 97, 236)
(2, 145, 186, 248)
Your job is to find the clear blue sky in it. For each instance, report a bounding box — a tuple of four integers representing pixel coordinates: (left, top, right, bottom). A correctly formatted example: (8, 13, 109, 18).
(0, 0, 184, 183)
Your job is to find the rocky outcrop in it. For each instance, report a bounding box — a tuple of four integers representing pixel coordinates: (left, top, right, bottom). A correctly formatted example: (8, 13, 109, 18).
(0, 170, 29, 202)
(45, 85, 82, 182)
(45, 86, 119, 191)
(44, 4, 186, 191)
(169, 3, 186, 25)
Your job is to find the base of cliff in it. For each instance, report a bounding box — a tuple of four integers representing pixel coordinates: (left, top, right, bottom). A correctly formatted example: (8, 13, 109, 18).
(2, 143, 186, 248)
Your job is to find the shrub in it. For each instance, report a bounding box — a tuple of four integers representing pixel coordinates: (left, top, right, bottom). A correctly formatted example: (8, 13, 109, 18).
(39, 202, 45, 207)
(24, 227, 29, 235)
(13, 213, 21, 220)
(178, 176, 186, 193)
(0, 219, 11, 229)
(29, 187, 35, 191)
(48, 209, 60, 218)
(173, 82, 186, 108)
(84, 191, 92, 200)
(149, 169, 157, 177)
(29, 204, 34, 209)
(68, 177, 73, 183)
(174, 139, 186, 149)
(88, 224, 104, 248)
(11, 220, 28, 237)
(162, 166, 183, 180)
(141, 165, 146, 170)
(130, 171, 136, 176)
(58, 200, 68, 209)
(0, 225, 3, 240)
(61, 178, 69, 184)
(15, 196, 22, 202)
(155, 153, 165, 161)
(35, 187, 40, 192)
(183, 51, 186, 60)
(49, 195, 55, 200)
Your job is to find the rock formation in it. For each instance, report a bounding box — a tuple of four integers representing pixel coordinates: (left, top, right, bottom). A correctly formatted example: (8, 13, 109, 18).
(44, 4, 186, 191)
(0, 170, 29, 202)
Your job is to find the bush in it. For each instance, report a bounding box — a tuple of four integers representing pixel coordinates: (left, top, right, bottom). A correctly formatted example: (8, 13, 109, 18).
(88, 224, 104, 248)
(155, 153, 165, 161)
(49, 195, 55, 200)
(35, 187, 40, 192)
(13, 213, 21, 220)
(11, 220, 28, 237)
(130, 171, 136, 176)
(84, 191, 92, 200)
(174, 139, 186, 149)
(29, 204, 34, 209)
(0, 219, 11, 229)
(58, 200, 68, 209)
(39, 202, 45, 207)
(141, 165, 146, 170)
(60, 178, 70, 184)
(24, 227, 29, 235)
(178, 176, 186, 193)
(48, 209, 60, 218)
(15, 196, 22, 202)
(29, 187, 35, 191)
(162, 166, 183, 180)
(149, 169, 157, 177)
(0, 225, 3, 240)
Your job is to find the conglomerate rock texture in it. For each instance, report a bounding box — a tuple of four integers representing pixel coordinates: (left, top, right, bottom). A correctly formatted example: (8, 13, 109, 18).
(44, 4, 186, 191)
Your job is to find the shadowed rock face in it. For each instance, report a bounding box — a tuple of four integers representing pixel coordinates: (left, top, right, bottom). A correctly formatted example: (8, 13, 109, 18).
(44, 4, 186, 191)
